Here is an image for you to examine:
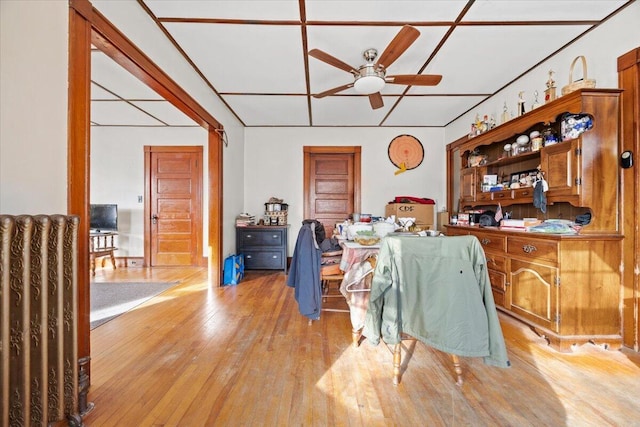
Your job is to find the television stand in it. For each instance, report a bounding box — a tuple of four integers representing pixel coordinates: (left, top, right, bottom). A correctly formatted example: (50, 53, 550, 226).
(90, 232, 117, 276)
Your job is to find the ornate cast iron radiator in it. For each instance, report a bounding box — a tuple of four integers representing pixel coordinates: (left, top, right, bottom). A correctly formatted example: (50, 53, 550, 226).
(1, 215, 83, 426)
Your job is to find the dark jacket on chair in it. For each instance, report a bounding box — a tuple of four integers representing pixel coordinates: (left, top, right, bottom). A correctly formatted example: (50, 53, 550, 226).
(287, 222, 322, 320)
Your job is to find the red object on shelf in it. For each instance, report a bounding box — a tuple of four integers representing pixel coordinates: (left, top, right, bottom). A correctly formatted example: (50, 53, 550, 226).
(392, 196, 435, 205)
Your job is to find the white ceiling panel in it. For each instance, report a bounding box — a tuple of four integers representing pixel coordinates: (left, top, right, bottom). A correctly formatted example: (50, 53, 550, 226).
(91, 101, 166, 126)
(164, 23, 306, 93)
(412, 24, 591, 94)
(385, 96, 489, 127)
(88, 0, 634, 128)
(145, 0, 300, 20)
(311, 96, 399, 126)
(305, 1, 468, 21)
(464, 0, 628, 21)
(91, 83, 119, 100)
(130, 101, 198, 126)
(223, 95, 310, 126)
(91, 52, 163, 100)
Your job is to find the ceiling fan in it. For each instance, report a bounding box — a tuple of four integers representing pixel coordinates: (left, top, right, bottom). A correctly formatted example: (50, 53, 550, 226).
(309, 25, 442, 110)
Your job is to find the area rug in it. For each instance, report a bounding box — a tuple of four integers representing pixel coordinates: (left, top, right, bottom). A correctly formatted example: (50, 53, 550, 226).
(90, 281, 179, 330)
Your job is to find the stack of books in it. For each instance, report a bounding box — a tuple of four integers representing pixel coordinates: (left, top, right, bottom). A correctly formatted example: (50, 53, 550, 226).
(499, 218, 541, 231)
(235, 213, 255, 227)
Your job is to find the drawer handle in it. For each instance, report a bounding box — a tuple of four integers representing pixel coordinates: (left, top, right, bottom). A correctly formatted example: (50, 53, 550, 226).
(272, 235, 279, 239)
(520, 191, 529, 196)
(246, 255, 252, 259)
(246, 234, 252, 238)
(496, 193, 505, 198)
(481, 238, 491, 245)
(522, 244, 537, 254)
(272, 255, 278, 259)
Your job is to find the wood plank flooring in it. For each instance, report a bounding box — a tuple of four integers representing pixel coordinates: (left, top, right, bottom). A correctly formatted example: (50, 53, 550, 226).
(81, 266, 640, 426)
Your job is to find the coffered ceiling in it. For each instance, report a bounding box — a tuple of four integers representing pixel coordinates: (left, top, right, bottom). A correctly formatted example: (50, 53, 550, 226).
(90, 0, 632, 128)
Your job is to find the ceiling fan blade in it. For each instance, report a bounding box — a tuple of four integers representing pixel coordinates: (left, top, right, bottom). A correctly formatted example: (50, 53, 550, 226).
(376, 25, 420, 70)
(387, 74, 443, 86)
(309, 49, 357, 74)
(369, 92, 384, 109)
(313, 83, 354, 98)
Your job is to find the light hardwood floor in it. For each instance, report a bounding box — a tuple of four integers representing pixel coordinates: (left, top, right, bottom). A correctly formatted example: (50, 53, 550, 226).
(82, 265, 640, 426)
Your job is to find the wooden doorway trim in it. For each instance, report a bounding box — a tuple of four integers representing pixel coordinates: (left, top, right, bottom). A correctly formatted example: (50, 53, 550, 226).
(68, 0, 224, 410)
(303, 146, 362, 224)
(618, 46, 640, 351)
(69, 0, 224, 279)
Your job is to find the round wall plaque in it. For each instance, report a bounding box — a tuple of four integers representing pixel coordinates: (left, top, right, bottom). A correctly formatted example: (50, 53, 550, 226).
(388, 135, 424, 170)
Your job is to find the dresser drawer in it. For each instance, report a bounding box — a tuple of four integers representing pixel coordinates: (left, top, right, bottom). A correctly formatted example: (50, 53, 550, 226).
(485, 254, 507, 273)
(507, 236, 558, 263)
(244, 250, 286, 270)
(236, 225, 289, 272)
(238, 229, 284, 247)
(488, 268, 507, 292)
(470, 231, 506, 253)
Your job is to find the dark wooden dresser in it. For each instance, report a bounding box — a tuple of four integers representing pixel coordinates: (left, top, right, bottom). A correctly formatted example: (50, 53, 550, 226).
(236, 225, 288, 273)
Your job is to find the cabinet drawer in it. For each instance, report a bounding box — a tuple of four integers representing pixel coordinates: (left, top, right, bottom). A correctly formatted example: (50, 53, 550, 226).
(507, 237, 558, 263)
(470, 231, 506, 253)
(512, 187, 534, 200)
(243, 250, 285, 269)
(476, 192, 493, 202)
(444, 227, 468, 237)
(488, 268, 506, 292)
(238, 230, 284, 247)
(491, 190, 511, 201)
(485, 254, 506, 273)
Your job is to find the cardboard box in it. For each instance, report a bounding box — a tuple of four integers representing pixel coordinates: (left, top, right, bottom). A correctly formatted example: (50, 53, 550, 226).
(385, 203, 435, 225)
(437, 211, 449, 232)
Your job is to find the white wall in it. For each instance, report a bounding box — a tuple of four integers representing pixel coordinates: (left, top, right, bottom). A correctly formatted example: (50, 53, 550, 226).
(0, 0, 68, 214)
(91, 126, 210, 256)
(445, 2, 640, 142)
(244, 127, 446, 254)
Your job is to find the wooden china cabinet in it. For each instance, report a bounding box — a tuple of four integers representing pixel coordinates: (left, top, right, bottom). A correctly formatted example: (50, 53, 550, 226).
(446, 89, 623, 352)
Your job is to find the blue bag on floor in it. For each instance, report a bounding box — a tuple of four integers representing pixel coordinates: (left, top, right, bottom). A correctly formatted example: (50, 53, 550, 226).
(223, 254, 244, 285)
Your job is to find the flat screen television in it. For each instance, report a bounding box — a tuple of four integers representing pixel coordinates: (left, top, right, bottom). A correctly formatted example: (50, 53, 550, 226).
(90, 204, 118, 232)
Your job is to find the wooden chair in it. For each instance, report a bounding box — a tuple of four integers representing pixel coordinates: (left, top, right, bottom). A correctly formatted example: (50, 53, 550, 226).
(392, 337, 463, 386)
(320, 250, 347, 312)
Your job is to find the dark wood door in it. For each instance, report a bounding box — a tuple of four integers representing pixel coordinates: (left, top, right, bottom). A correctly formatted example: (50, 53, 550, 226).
(146, 146, 203, 267)
(304, 147, 361, 236)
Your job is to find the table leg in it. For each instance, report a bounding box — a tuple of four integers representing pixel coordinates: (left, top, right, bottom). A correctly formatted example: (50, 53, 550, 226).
(352, 328, 362, 347)
(109, 250, 117, 270)
(451, 354, 463, 386)
(393, 343, 402, 386)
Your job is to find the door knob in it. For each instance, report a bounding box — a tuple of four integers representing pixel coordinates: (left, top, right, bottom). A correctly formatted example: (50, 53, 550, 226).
(152, 214, 159, 224)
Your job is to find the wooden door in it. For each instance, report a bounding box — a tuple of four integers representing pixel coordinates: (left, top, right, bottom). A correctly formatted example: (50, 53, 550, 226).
(541, 139, 581, 198)
(460, 167, 476, 205)
(145, 146, 203, 267)
(304, 147, 361, 236)
(509, 259, 559, 332)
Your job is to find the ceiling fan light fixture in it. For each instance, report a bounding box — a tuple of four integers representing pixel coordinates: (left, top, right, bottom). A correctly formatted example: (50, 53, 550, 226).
(354, 75, 385, 94)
